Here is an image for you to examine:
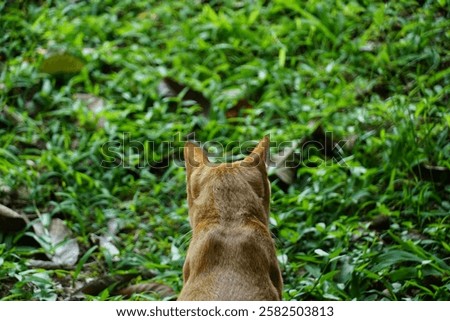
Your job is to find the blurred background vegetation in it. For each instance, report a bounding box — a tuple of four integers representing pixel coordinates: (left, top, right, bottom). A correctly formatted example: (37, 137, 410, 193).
(0, 0, 449, 300)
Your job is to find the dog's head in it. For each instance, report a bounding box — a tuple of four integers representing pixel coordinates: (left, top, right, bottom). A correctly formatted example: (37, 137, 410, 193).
(184, 136, 271, 228)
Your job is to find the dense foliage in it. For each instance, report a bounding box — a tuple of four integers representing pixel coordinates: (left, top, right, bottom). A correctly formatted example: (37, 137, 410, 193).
(0, 0, 449, 300)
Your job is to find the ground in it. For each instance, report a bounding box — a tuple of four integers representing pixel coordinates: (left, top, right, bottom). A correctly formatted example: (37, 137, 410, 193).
(0, 0, 449, 300)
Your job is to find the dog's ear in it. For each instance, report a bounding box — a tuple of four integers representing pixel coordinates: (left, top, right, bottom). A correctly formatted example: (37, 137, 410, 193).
(184, 141, 209, 179)
(243, 135, 270, 168)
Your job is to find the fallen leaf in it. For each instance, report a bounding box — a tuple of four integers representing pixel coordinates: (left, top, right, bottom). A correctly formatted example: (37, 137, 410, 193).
(314, 249, 329, 257)
(78, 274, 135, 296)
(342, 134, 358, 152)
(74, 93, 107, 128)
(0, 203, 27, 232)
(98, 235, 120, 260)
(76, 270, 156, 296)
(272, 167, 297, 186)
(225, 98, 253, 118)
(74, 93, 105, 113)
(268, 120, 348, 188)
(369, 215, 391, 231)
(90, 218, 120, 261)
(309, 121, 335, 158)
(40, 53, 85, 74)
(117, 282, 176, 298)
(32, 218, 80, 266)
(412, 163, 449, 184)
(0, 203, 23, 219)
(26, 259, 75, 270)
(157, 77, 210, 115)
(107, 217, 119, 235)
(269, 139, 303, 187)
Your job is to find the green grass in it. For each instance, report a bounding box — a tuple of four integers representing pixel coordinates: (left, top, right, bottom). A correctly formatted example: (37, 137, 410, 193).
(0, 0, 449, 300)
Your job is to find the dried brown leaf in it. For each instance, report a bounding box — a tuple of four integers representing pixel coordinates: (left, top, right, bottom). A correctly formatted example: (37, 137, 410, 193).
(0, 204, 27, 232)
(309, 121, 335, 158)
(33, 218, 80, 266)
(79, 275, 135, 295)
(26, 259, 75, 270)
(225, 98, 253, 118)
(0, 203, 23, 219)
(157, 77, 210, 115)
(270, 140, 302, 186)
(77, 270, 156, 296)
(117, 282, 176, 298)
(412, 163, 450, 184)
(0, 204, 27, 233)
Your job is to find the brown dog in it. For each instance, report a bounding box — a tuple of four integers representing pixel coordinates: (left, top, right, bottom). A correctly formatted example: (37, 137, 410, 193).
(178, 136, 282, 301)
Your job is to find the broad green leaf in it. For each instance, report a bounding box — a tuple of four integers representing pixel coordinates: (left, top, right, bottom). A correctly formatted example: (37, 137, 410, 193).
(372, 250, 423, 272)
(40, 53, 84, 74)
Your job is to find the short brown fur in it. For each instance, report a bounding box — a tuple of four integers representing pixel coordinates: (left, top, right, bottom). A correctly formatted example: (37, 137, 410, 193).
(178, 136, 282, 301)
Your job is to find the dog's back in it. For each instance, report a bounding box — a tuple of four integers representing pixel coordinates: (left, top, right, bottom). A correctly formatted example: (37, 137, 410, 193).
(178, 136, 282, 301)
